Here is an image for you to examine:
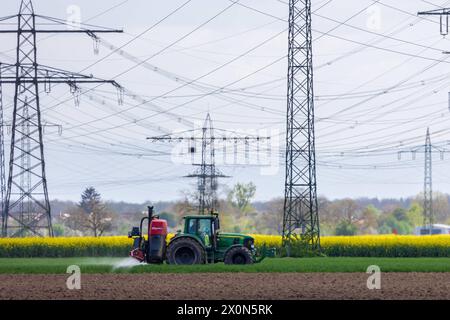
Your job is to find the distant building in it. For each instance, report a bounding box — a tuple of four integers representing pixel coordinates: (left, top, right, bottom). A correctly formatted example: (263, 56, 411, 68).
(414, 224, 450, 235)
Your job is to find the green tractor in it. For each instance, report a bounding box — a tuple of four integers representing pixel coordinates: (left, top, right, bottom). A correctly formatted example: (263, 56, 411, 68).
(128, 207, 269, 265)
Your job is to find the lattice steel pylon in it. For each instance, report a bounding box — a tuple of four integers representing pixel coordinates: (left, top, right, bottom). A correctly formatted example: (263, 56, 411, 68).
(397, 128, 450, 234)
(423, 128, 433, 234)
(0, 0, 122, 237)
(148, 113, 229, 215)
(282, 0, 320, 254)
(185, 114, 226, 215)
(0, 66, 6, 230)
(148, 113, 270, 215)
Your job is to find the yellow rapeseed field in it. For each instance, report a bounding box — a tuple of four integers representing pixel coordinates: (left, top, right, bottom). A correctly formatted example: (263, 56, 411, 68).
(0, 234, 449, 257)
(321, 235, 450, 248)
(320, 235, 450, 257)
(0, 236, 130, 257)
(240, 234, 450, 257)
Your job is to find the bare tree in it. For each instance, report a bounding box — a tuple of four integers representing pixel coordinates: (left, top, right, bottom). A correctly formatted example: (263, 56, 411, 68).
(227, 182, 256, 213)
(65, 187, 114, 237)
(329, 198, 360, 224)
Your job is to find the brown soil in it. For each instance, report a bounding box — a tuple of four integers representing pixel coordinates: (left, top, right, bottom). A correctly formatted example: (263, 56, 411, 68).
(0, 273, 449, 300)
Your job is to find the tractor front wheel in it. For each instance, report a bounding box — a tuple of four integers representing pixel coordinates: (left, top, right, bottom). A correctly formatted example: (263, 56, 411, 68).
(166, 238, 206, 265)
(224, 246, 253, 265)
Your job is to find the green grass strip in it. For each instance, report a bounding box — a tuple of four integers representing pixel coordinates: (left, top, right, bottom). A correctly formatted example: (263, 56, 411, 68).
(0, 257, 450, 274)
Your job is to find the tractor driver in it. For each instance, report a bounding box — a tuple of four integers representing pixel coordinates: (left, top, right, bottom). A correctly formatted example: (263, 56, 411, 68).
(199, 221, 211, 247)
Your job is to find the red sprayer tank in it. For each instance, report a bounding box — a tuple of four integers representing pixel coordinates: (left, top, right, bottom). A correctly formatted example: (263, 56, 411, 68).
(150, 219, 168, 236)
(148, 218, 168, 263)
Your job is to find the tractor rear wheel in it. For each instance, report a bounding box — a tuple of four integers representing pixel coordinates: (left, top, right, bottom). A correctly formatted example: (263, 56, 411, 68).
(166, 237, 205, 265)
(224, 246, 253, 265)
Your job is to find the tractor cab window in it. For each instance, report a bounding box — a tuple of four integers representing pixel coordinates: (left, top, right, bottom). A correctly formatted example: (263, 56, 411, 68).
(187, 219, 198, 235)
(198, 219, 211, 235)
(198, 219, 212, 246)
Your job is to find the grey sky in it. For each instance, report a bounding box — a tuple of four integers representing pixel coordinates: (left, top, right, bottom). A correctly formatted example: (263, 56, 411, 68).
(1, 0, 450, 203)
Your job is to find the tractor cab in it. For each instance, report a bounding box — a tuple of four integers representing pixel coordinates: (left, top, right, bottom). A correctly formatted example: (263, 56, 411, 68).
(183, 214, 220, 248)
(177, 214, 257, 264)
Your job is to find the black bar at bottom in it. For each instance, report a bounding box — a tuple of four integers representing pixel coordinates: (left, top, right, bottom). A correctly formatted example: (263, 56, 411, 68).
(0, 300, 448, 319)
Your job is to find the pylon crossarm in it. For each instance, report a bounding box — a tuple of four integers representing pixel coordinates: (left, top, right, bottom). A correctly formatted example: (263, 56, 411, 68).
(0, 18, 122, 34)
(418, 8, 450, 15)
(0, 64, 118, 83)
(35, 65, 101, 80)
(184, 174, 229, 178)
(0, 15, 17, 23)
(430, 145, 450, 152)
(34, 14, 123, 33)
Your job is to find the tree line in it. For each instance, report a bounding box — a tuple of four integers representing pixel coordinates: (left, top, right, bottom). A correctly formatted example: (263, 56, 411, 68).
(51, 184, 450, 237)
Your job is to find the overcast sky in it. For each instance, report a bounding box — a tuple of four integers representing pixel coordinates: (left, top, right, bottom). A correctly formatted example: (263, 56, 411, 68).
(1, 0, 450, 203)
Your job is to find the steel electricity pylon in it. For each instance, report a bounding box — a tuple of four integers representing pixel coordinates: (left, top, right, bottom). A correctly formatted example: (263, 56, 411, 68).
(148, 113, 269, 215)
(424, 128, 433, 233)
(148, 114, 227, 215)
(0, 0, 122, 237)
(0, 68, 6, 229)
(0, 65, 60, 233)
(398, 128, 450, 234)
(282, 0, 320, 255)
(185, 114, 227, 215)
